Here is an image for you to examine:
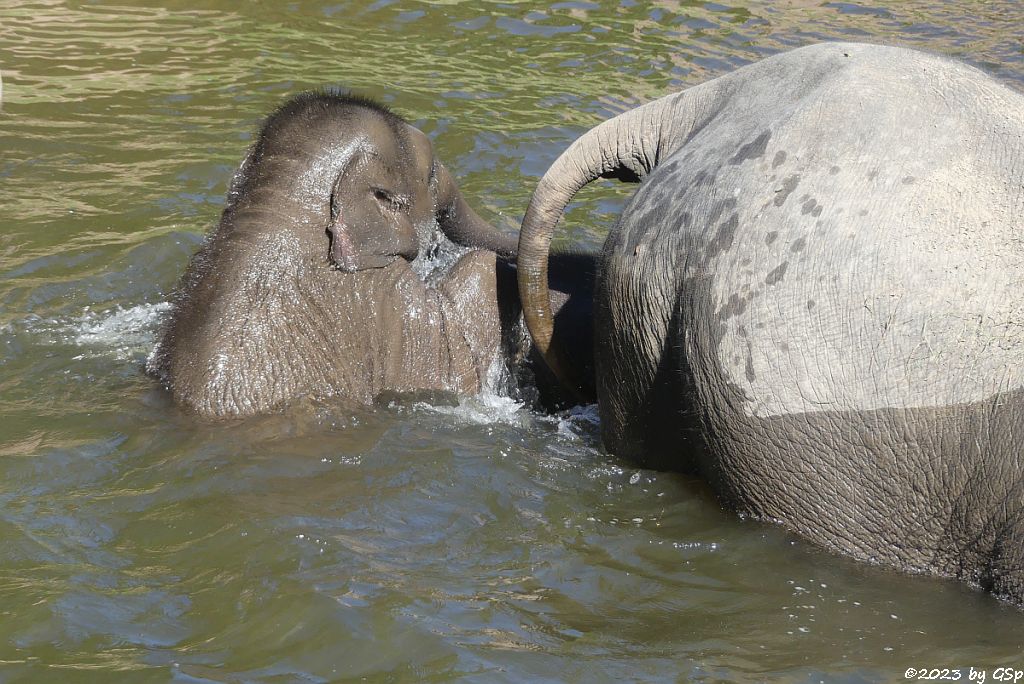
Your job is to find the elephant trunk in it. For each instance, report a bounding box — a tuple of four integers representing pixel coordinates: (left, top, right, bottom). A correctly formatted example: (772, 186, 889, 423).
(435, 162, 518, 259)
(517, 94, 691, 393)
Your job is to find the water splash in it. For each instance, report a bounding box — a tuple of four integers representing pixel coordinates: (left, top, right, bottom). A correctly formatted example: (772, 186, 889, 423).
(411, 227, 472, 283)
(26, 302, 171, 361)
(420, 356, 531, 426)
(417, 355, 602, 444)
(557, 403, 600, 440)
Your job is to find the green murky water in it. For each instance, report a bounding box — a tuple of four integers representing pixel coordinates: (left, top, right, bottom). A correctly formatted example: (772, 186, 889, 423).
(2, 1, 1023, 681)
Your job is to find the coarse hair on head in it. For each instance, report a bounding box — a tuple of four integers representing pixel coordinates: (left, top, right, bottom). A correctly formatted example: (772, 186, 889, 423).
(255, 89, 408, 148)
(218, 89, 411, 222)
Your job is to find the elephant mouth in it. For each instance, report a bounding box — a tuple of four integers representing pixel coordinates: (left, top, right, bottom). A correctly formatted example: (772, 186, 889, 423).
(320, 238, 469, 290)
(327, 251, 407, 273)
(411, 236, 472, 283)
(325, 224, 416, 273)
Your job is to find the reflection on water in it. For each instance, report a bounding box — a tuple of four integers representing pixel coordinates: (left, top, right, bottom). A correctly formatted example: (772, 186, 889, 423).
(1, 0, 1023, 680)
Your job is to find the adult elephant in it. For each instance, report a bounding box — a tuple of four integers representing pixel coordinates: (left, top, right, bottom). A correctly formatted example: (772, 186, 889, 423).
(149, 91, 594, 417)
(517, 43, 1024, 601)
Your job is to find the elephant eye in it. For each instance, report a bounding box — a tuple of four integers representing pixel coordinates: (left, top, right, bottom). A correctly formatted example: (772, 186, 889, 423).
(372, 187, 406, 212)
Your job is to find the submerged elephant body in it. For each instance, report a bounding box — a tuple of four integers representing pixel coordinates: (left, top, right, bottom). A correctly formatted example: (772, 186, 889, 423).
(151, 92, 592, 417)
(518, 43, 1024, 600)
(155, 246, 500, 416)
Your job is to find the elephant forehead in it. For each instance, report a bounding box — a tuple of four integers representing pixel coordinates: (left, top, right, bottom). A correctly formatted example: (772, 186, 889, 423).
(402, 123, 437, 185)
(291, 135, 370, 205)
(614, 93, 1024, 418)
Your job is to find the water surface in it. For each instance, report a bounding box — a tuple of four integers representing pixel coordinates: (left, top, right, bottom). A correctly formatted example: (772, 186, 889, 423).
(2, 1, 1023, 681)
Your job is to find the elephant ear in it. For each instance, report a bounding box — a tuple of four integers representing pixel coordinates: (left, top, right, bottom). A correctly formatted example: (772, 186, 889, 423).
(326, 152, 419, 273)
(325, 198, 366, 272)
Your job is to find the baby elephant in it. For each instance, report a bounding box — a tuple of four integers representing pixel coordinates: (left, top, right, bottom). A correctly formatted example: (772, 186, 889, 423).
(149, 92, 593, 417)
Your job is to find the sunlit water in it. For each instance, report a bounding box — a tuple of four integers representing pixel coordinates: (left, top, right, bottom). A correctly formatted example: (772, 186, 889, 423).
(2, 1, 1023, 681)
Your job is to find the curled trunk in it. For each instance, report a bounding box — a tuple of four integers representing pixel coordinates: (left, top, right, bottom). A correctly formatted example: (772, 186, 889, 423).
(516, 88, 719, 393)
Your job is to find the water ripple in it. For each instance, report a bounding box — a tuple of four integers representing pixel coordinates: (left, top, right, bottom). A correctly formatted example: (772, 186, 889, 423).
(1, 0, 1023, 680)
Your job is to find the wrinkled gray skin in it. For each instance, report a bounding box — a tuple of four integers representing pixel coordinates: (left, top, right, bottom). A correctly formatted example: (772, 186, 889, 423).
(518, 43, 1024, 602)
(149, 92, 593, 417)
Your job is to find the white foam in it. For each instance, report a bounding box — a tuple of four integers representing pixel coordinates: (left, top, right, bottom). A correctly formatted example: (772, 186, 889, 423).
(420, 356, 531, 427)
(417, 355, 602, 443)
(411, 230, 471, 283)
(427, 391, 530, 427)
(37, 301, 172, 361)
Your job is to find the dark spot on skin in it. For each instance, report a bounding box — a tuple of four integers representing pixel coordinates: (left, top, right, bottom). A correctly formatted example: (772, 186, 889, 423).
(903, 176, 916, 184)
(772, 150, 787, 169)
(765, 231, 778, 245)
(773, 175, 800, 207)
(706, 213, 739, 259)
(765, 261, 788, 285)
(717, 292, 749, 321)
(829, 166, 840, 175)
(778, 341, 789, 353)
(740, 258, 751, 266)
(686, 170, 717, 196)
(807, 299, 816, 310)
(729, 131, 772, 165)
(790, 237, 806, 253)
(745, 341, 756, 382)
(707, 197, 737, 223)
(812, 205, 823, 217)
(676, 211, 692, 229)
(868, 169, 878, 180)
(859, 209, 868, 216)
(801, 198, 818, 215)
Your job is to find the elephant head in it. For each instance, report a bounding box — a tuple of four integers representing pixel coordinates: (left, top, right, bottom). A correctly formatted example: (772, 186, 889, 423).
(222, 92, 517, 272)
(148, 91, 523, 417)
